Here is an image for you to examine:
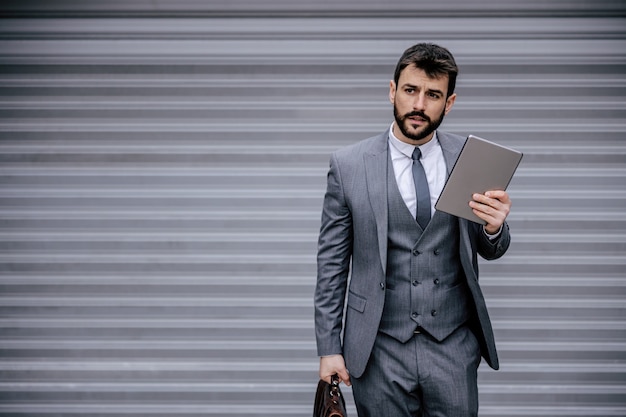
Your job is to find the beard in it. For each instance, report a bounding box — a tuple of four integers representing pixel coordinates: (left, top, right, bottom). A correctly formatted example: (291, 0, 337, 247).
(393, 104, 446, 142)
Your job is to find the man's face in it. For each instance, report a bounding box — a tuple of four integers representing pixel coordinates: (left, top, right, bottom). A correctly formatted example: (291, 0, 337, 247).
(389, 64, 456, 145)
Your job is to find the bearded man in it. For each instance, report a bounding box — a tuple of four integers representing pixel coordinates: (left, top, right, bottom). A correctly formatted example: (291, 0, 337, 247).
(314, 42, 512, 416)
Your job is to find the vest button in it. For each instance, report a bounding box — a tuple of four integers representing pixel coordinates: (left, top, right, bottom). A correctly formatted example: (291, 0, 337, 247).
(434, 249, 440, 255)
(431, 310, 438, 316)
(433, 279, 440, 285)
(380, 282, 385, 290)
(412, 249, 420, 256)
(412, 280, 419, 286)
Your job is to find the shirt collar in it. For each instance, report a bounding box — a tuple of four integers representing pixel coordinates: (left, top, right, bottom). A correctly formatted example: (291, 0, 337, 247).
(388, 123, 439, 159)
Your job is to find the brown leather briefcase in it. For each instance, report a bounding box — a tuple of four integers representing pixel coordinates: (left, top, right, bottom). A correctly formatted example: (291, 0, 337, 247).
(313, 374, 347, 417)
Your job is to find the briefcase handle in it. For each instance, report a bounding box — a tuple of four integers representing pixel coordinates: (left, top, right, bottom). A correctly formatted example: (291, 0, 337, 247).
(329, 374, 341, 401)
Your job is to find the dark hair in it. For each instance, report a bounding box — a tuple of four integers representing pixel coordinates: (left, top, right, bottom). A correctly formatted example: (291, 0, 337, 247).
(393, 43, 458, 97)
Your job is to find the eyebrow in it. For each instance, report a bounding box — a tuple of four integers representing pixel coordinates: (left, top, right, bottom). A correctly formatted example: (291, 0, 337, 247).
(402, 83, 445, 97)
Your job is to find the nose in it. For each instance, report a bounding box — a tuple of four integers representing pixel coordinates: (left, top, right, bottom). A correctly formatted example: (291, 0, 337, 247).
(413, 93, 426, 111)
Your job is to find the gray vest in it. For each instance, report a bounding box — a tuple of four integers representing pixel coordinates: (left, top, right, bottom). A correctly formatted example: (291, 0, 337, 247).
(379, 157, 471, 343)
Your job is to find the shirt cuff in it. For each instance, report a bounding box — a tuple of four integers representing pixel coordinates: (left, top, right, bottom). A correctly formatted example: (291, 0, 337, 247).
(483, 225, 503, 240)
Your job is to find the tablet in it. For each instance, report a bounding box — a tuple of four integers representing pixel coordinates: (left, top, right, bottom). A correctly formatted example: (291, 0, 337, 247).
(435, 135, 523, 225)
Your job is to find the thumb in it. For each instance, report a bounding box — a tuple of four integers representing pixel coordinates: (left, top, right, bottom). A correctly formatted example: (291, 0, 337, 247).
(336, 369, 351, 387)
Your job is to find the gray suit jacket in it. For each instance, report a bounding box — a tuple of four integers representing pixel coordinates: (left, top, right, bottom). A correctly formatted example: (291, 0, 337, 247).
(314, 130, 511, 378)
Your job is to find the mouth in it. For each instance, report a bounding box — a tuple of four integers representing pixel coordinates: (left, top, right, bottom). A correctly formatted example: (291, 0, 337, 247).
(407, 117, 427, 128)
(406, 113, 429, 124)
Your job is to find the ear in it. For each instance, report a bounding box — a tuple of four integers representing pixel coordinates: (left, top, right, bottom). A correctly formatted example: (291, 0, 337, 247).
(389, 80, 396, 104)
(444, 93, 456, 115)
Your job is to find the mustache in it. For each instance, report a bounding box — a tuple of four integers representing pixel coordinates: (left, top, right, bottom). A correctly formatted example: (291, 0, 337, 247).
(403, 111, 431, 123)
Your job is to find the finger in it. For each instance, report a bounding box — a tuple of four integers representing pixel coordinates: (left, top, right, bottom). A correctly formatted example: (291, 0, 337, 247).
(338, 370, 351, 386)
(321, 370, 336, 384)
(469, 199, 495, 215)
(472, 203, 507, 229)
(473, 196, 508, 217)
(472, 208, 492, 224)
(322, 369, 342, 384)
(485, 190, 511, 206)
(471, 194, 495, 212)
(473, 193, 499, 207)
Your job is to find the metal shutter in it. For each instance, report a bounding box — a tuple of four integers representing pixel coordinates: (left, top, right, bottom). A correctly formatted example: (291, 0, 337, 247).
(1, 2, 625, 416)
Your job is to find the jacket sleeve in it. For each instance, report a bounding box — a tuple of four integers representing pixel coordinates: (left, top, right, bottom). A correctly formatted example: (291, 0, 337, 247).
(314, 153, 353, 357)
(477, 221, 511, 261)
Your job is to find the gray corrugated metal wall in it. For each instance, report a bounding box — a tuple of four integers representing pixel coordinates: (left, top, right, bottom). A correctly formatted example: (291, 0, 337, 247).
(0, 1, 625, 416)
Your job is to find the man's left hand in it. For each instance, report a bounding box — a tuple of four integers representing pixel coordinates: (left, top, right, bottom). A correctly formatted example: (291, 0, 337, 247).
(470, 190, 511, 234)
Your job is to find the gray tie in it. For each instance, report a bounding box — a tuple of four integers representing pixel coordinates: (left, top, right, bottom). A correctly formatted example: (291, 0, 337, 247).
(412, 147, 431, 229)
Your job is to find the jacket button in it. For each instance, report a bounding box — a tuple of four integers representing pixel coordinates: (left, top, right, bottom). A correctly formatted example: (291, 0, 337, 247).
(433, 279, 440, 285)
(412, 249, 420, 256)
(434, 249, 440, 255)
(412, 280, 419, 286)
(380, 282, 385, 290)
(431, 310, 438, 316)
(412, 312, 419, 318)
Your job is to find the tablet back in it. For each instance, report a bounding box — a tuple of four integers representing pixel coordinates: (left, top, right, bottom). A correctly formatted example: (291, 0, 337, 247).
(435, 135, 523, 224)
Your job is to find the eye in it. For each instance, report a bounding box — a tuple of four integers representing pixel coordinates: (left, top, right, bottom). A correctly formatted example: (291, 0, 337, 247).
(405, 88, 415, 94)
(428, 92, 441, 99)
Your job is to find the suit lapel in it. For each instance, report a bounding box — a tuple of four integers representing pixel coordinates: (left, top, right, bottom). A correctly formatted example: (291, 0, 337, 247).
(363, 133, 389, 274)
(438, 131, 464, 177)
(438, 132, 478, 278)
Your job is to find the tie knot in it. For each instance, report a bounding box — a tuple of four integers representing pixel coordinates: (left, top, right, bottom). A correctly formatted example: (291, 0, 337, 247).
(412, 147, 422, 161)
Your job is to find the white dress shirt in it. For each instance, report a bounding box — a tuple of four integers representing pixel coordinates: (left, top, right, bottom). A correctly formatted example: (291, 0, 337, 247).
(388, 126, 447, 219)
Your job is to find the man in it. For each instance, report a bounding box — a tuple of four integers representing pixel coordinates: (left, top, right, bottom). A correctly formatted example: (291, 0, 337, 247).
(314, 43, 512, 416)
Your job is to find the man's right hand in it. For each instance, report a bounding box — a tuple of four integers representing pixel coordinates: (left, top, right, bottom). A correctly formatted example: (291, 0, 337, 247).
(319, 354, 351, 386)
